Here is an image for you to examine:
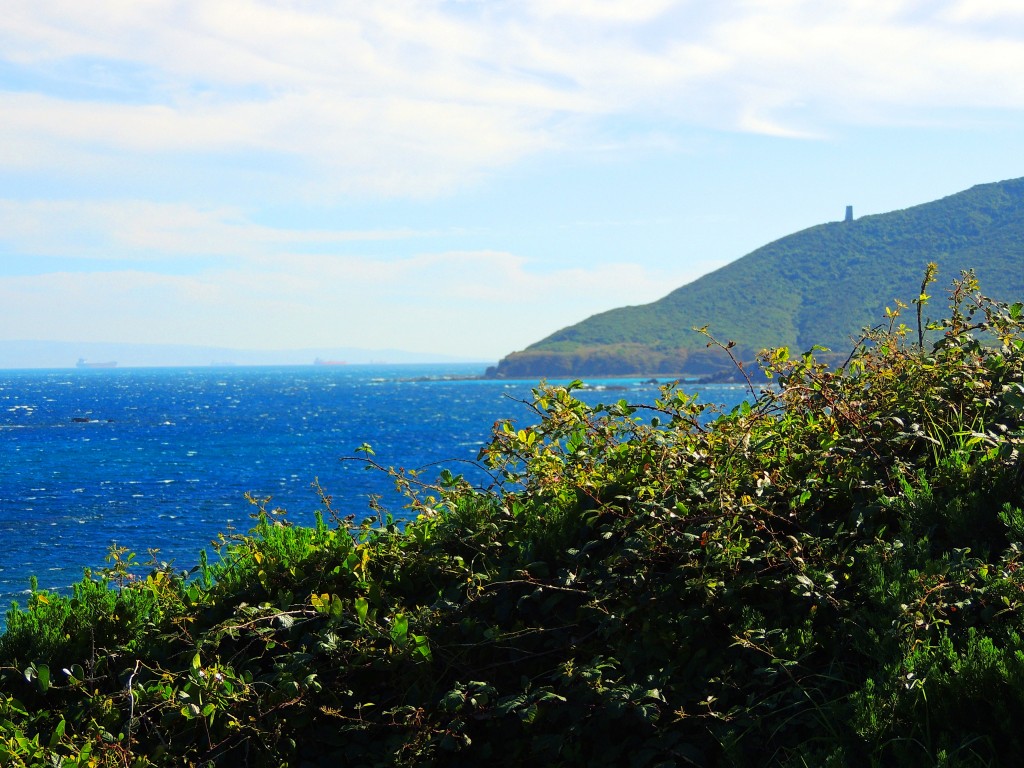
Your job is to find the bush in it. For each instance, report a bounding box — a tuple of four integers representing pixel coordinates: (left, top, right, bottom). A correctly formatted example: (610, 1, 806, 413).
(2, 269, 1024, 766)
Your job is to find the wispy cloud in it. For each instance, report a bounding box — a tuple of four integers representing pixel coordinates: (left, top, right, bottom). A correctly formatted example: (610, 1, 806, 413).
(0, 250, 692, 357)
(3, 2, 1023, 198)
(0, 200, 435, 259)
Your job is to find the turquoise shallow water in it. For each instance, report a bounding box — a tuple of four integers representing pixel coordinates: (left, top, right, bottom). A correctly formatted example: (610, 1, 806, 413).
(0, 363, 748, 619)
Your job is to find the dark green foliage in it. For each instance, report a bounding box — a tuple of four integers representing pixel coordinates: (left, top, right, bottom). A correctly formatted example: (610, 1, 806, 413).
(3, 271, 1024, 766)
(489, 177, 1024, 377)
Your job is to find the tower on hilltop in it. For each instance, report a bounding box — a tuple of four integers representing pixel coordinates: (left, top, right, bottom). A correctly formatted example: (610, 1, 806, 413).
(845, 205, 854, 223)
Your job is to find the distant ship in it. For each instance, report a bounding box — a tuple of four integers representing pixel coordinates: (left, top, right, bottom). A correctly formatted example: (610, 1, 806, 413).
(314, 358, 348, 366)
(76, 358, 117, 368)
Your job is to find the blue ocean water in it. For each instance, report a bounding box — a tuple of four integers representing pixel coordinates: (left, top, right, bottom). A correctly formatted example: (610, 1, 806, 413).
(0, 364, 748, 620)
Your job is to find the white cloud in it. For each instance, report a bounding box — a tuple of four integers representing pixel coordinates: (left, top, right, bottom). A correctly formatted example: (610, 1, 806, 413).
(938, 1, 1024, 25)
(0, 199, 434, 259)
(2, 1, 1024, 198)
(0, 249, 694, 357)
(522, 0, 679, 24)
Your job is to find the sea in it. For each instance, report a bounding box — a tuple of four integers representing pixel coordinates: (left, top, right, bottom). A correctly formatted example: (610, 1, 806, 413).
(0, 363, 749, 625)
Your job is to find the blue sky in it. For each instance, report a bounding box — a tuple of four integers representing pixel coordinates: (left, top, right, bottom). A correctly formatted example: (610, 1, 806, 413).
(3, 1, 1024, 361)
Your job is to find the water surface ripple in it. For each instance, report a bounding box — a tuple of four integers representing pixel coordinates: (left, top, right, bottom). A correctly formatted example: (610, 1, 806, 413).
(0, 364, 747, 617)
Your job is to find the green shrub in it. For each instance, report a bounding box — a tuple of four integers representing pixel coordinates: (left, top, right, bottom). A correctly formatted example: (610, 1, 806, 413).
(2, 269, 1024, 766)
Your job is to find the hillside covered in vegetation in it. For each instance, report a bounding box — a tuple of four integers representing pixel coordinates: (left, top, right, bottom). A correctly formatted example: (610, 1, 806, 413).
(488, 177, 1024, 378)
(3, 271, 1024, 766)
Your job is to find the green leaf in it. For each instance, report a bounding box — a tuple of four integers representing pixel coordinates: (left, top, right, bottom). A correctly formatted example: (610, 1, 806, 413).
(412, 634, 432, 660)
(36, 665, 50, 694)
(1004, 384, 1024, 411)
(329, 594, 344, 620)
(391, 613, 409, 647)
(355, 596, 369, 625)
(48, 718, 66, 748)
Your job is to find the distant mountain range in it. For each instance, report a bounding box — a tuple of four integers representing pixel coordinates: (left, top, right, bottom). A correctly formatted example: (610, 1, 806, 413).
(487, 177, 1024, 379)
(0, 340, 482, 369)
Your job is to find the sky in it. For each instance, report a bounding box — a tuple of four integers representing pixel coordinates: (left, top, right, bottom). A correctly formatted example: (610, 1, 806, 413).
(3, 1, 1024, 363)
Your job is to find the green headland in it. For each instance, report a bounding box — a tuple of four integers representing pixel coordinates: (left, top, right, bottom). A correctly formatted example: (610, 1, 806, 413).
(488, 177, 1024, 379)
